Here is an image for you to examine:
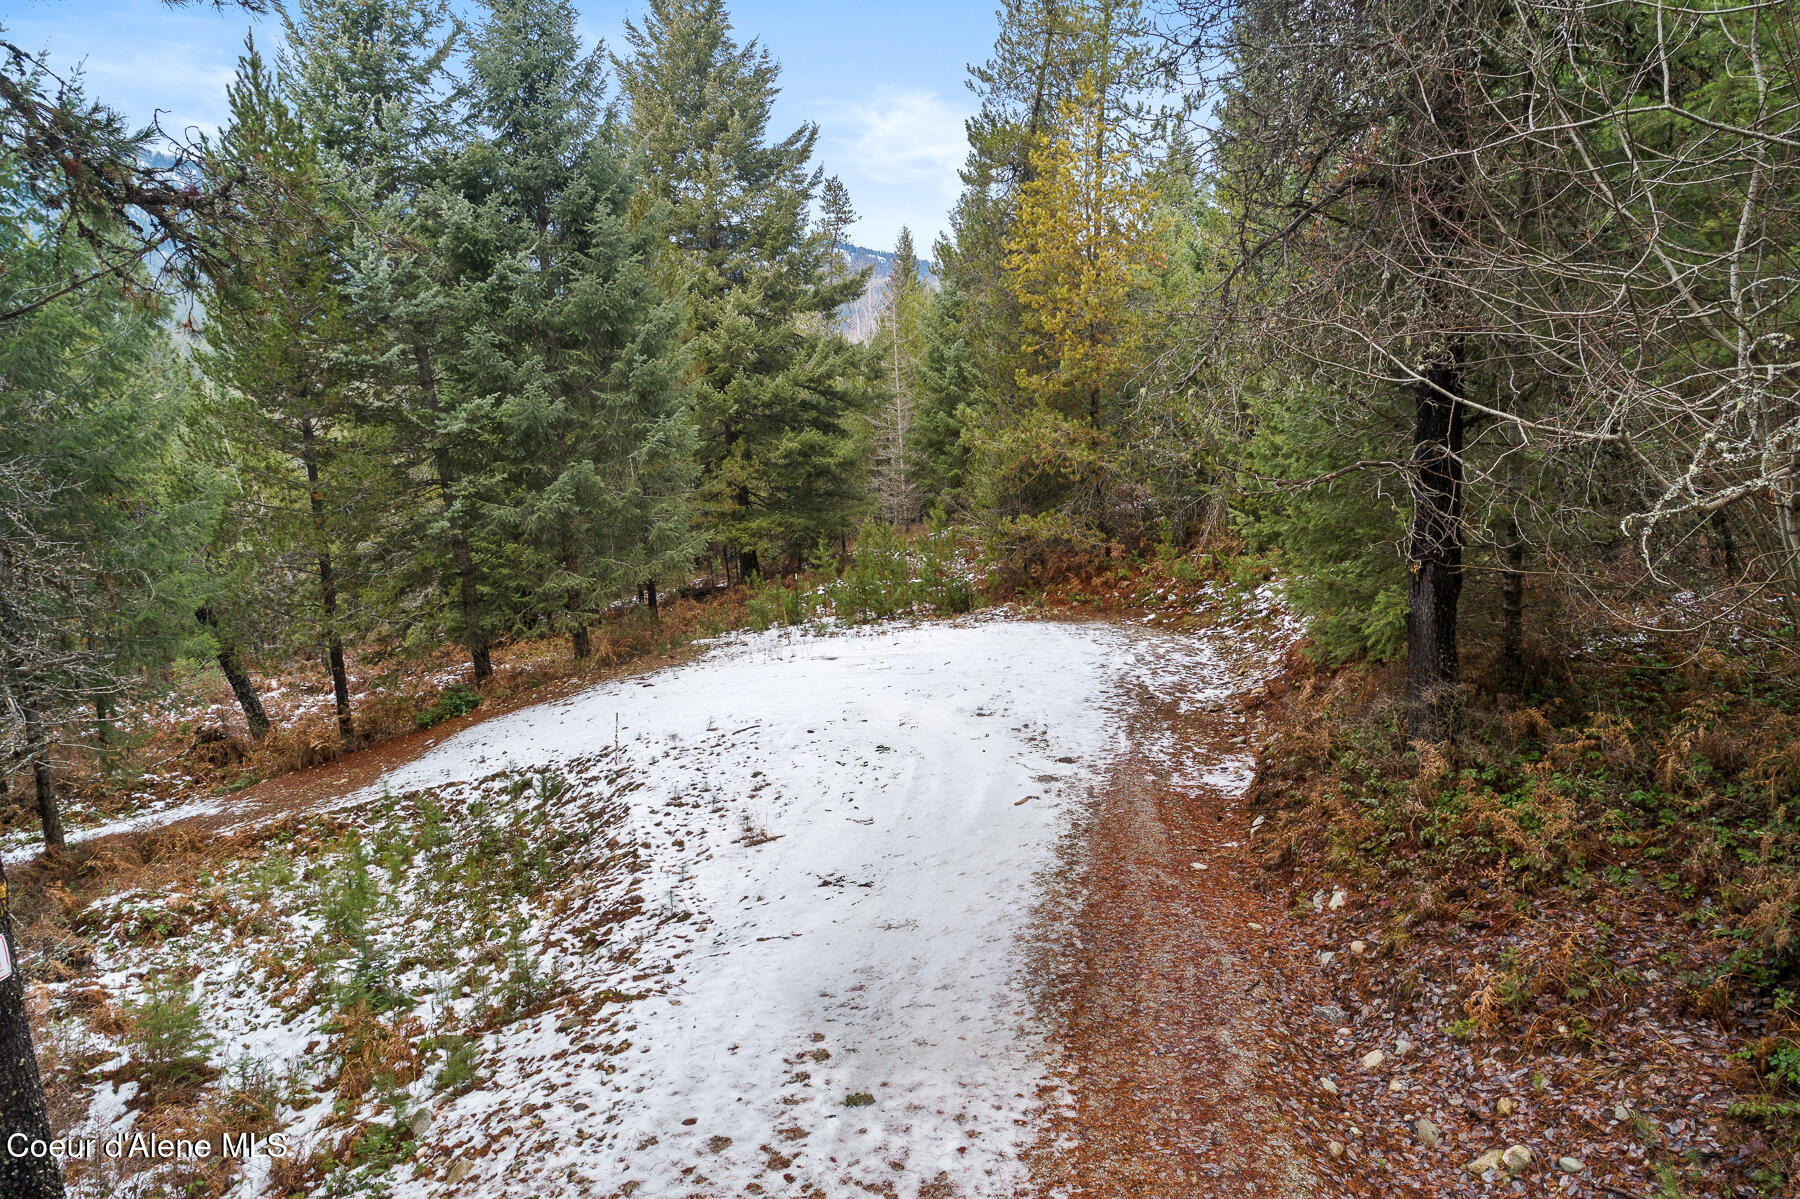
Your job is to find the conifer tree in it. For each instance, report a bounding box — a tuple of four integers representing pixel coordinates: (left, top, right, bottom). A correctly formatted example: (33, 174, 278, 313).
(278, 0, 506, 680)
(0, 167, 208, 851)
(452, 0, 698, 655)
(616, 0, 870, 578)
(908, 288, 984, 511)
(871, 227, 927, 523)
(1005, 75, 1161, 426)
(277, 0, 457, 190)
(199, 40, 378, 739)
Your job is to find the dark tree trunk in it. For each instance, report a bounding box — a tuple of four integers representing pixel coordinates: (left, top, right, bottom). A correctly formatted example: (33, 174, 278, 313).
(92, 693, 112, 747)
(196, 607, 271, 741)
(418, 344, 492, 685)
(325, 641, 353, 739)
(1404, 350, 1466, 739)
(1711, 509, 1740, 581)
(450, 528, 491, 683)
(20, 704, 62, 851)
(0, 857, 64, 1199)
(571, 626, 592, 660)
(739, 547, 759, 583)
(644, 579, 658, 614)
(301, 419, 354, 739)
(1498, 512, 1525, 696)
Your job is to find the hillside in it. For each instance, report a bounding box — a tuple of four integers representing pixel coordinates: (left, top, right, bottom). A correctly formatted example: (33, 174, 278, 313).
(835, 241, 937, 343)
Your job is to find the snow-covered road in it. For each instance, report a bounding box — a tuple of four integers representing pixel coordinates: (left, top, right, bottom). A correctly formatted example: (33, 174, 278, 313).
(367, 614, 1257, 1197)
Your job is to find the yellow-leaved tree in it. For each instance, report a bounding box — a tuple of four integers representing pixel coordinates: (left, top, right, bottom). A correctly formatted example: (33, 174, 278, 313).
(1004, 72, 1163, 427)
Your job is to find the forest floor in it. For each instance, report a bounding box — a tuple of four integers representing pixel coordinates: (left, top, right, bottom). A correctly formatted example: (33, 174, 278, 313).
(15, 576, 1791, 1198)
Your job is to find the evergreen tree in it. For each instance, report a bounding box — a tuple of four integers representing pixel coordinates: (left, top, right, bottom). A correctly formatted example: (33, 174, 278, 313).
(277, 0, 458, 189)
(198, 39, 380, 739)
(870, 227, 928, 523)
(0, 166, 207, 851)
(908, 287, 984, 511)
(276, 0, 504, 680)
(616, 0, 871, 578)
(450, 0, 698, 655)
(0, 163, 215, 1199)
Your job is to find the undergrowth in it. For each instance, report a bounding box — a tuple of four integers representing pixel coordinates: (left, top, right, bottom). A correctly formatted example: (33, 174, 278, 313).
(1251, 636, 1800, 1188)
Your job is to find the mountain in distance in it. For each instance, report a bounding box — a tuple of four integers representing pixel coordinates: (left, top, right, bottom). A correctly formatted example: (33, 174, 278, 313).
(835, 241, 937, 343)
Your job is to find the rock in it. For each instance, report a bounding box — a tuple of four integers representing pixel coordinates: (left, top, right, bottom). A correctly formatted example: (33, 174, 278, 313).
(1360, 1049, 1385, 1070)
(1248, 921, 1264, 931)
(1415, 1118, 1441, 1147)
(1495, 1096, 1513, 1116)
(1463, 1149, 1503, 1176)
(1327, 1141, 1345, 1158)
(410, 1108, 434, 1137)
(1613, 1104, 1631, 1122)
(1328, 888, 1348, 910)
(1558, 1157, 1584, 1173)
(1502, 1145, 1534, 1172)
(1350, 940, 1367, 955)
(1190, 861, 1209, 870)
(446, 1158, 472, 1183)
(1313, 1003, 1349, 1025)
(1394, 1038, 1413, 1057)
(1319, 1077, 1339, 1096)
(1317, 951, 1336, 966)
(1388, 1079, 1405, 1093)
(1313, 890, 1328, 911)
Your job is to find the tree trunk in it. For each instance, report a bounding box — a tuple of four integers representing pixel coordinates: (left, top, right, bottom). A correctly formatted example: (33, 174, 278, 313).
(301, 419, 354, 739)
(1404, 350, 1466, 739)
(1710, 509, 1740, 581)
(450, 528, 492, 683)
(418, 344, 491, 685)
(739, 548, 759, 583)
(571, 626, 592, 660)
(1498, 512, 1525, 696)
(20, 704, 62, 851)
(325, 641, 353, 740)
(196, 607, 271, 742)
(644, 579, 658, 614)
(92, 693, 112, 747)
(0, 856, 64, 1199)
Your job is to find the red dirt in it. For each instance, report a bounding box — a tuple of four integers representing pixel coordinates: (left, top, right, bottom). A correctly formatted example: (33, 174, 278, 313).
(1023, 635, 1320, 1198)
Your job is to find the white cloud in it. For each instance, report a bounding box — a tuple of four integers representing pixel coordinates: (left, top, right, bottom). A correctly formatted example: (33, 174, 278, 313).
(826, 87, 968, 249)
(842, 87, 966, 187)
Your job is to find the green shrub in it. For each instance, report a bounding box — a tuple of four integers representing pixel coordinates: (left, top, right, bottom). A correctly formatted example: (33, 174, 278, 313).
(416, 684, 482, 730)
(124, 974, 217, 1087)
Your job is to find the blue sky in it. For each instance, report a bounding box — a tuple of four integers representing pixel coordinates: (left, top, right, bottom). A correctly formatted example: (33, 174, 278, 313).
(0, 0, 998, 250)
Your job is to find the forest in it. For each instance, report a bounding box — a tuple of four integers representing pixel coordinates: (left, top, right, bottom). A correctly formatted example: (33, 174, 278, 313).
(2, 0, 1798, 1196)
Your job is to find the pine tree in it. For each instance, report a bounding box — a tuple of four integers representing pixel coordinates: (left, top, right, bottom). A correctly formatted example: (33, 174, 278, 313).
(450, 0, 698, 655)
(870, 227, 928, 523)
(198, 39, 378, 739)
(277, 0, 458, 189)
(0, 166, 207, 851)
(616, 0, 871, 578)
(275, 0, 504, 680)
(0, 162, 213, 1199)
(908, 287, 984, 511)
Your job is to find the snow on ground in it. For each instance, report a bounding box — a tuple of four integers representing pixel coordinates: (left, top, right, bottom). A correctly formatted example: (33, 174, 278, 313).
(366, 615, 1268, 1197)
(51, 611, 1287, 1199)
(3, 796, 227, 862)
